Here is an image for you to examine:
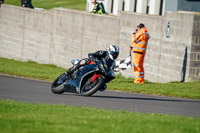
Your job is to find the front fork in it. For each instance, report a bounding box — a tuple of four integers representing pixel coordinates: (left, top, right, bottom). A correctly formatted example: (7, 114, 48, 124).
(91, 74, 107, 91)
(91, 74, 101, 82)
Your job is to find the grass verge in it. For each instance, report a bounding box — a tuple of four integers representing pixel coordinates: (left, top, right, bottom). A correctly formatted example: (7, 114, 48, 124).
(0, 57, 200, 99)
(4, 0, 87, 10)
(0, 100, 200, 133)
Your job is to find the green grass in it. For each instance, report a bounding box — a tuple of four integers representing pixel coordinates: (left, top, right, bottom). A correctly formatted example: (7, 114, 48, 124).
(0, 57, 65, 81)
(0, 57, 200, 99)
(4, 0, 87, 10)
(0, 100, 199, 133)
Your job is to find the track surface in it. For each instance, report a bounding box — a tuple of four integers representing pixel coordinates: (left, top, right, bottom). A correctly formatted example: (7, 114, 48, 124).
(0, 75, 200, 117)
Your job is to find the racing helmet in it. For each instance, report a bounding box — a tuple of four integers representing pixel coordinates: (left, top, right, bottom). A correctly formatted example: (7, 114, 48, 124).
(106, 45, 119, 60)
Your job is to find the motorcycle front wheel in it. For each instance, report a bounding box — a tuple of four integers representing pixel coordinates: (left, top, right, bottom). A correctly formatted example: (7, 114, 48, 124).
(81, 76, 104, 96)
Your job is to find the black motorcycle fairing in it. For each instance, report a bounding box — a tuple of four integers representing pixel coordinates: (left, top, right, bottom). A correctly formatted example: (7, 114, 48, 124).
(52, 57, 116, 96)
(96, 58, 115, 83)
(64, 64, 102, 93)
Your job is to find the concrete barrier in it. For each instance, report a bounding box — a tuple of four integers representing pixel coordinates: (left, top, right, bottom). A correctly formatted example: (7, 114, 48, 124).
(0, 4, 199, 82)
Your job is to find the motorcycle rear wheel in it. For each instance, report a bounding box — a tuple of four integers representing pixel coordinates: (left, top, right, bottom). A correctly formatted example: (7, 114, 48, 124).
(51, 73, 68, 94)
(81, 76, 104, 96)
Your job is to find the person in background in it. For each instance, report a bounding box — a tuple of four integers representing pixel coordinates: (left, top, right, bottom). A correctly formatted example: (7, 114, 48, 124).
(91, 0, 106, 14)
(21, 0, 34, 9)
(0, 0, 4, 8)
(129, 23, 150, 84)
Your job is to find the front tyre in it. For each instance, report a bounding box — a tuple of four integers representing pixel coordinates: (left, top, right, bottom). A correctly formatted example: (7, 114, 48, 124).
(81, 76, 104, 96)
(51, 73, 67, 94)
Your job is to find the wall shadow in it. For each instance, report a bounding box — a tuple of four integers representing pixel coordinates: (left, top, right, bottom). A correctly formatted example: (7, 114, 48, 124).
(181, 46, 187, 82)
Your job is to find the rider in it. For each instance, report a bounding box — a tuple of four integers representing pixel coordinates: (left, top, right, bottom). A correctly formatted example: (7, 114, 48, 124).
(65, 45, 120, 77)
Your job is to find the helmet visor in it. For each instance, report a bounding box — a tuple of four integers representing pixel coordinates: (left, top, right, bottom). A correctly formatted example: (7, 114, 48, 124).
(110, 51, 119, 60)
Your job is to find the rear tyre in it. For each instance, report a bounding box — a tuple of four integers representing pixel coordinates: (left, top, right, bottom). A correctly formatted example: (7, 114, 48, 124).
(81, 76, 104, 96)
(51, 73, 68, 94)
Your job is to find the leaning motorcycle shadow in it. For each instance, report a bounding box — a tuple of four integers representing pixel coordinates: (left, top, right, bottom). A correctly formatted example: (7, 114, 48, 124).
(91, 95, 200, 103)
(61, 92, 200, 103)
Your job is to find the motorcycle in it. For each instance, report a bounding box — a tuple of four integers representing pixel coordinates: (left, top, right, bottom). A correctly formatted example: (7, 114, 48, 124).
(51, 58, 115, 96)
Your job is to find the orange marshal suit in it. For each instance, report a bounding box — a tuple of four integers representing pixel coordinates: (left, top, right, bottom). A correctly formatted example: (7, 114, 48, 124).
(131, 27, 150, 84)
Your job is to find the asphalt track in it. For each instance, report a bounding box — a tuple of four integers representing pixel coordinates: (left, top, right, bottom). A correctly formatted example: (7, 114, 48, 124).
(0, 74, 200, 117)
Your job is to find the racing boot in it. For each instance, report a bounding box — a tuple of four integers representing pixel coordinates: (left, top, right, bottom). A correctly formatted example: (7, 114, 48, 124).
(65, 67, 75, 76)
(64, 64, 80, 77)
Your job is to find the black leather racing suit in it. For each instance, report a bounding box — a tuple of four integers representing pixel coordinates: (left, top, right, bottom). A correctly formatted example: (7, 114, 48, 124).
(66, 50, 115, 76)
